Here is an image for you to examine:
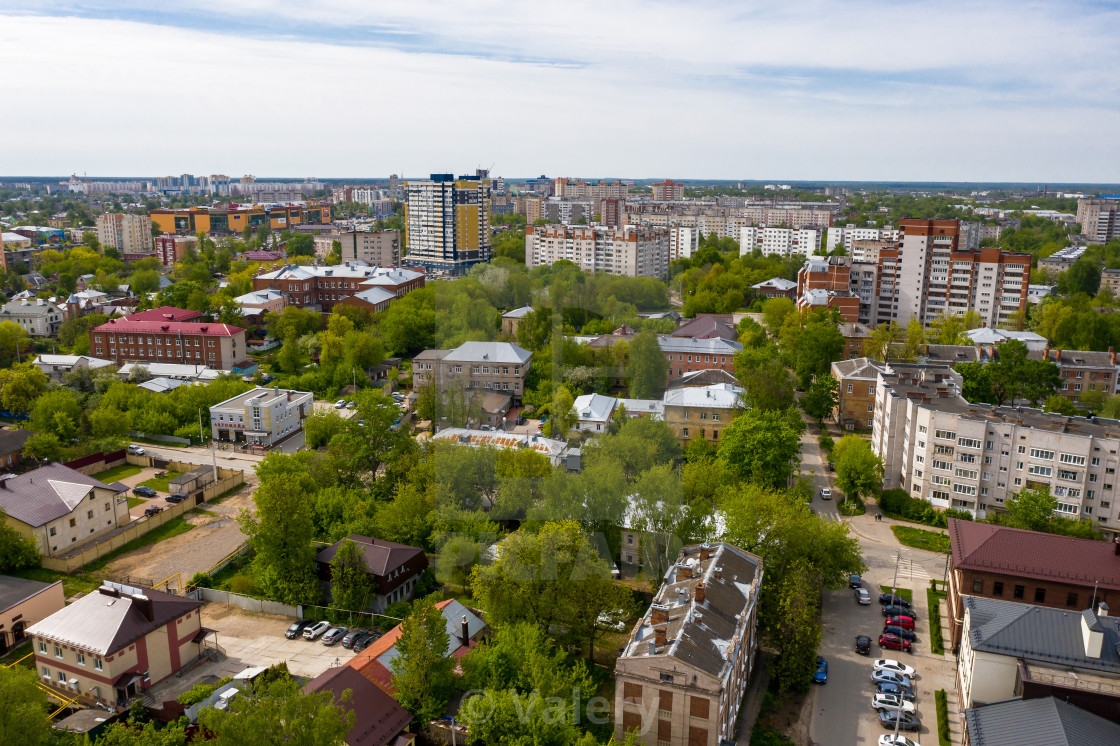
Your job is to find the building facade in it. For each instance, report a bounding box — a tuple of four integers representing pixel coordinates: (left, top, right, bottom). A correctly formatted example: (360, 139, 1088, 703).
(739, 227, 819, 257)
(412, 341, 532, 404)
(154, 234, 199, 267)
(314, 534, 429, 613)
(252, 263, 424, 312)
(90, 309, 247, 371)
(0, 576, 65, 654)
(0, 298, 64, 336)
(830, 357, 888, 429)
(1077, 197, 1120, 244)
(662, 384, 744, 444)
(96, 214, 153, 255)
(149, 202, 331, 235)
(526, 224, 670, 279)
(614, 543, 763, 746)
(209, 387, 313, 446)
(404, 172, 491, 275)
(337, 229, 401, 266)
(651, 180, 687, 201)
(660, 337, 741, 385)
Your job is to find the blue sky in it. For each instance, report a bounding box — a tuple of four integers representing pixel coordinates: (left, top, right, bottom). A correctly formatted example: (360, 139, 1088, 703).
(1, 1, 1118, 181)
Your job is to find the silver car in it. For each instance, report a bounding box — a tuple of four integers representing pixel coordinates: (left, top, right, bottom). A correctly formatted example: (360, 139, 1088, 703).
(321, 626, 348, 646)
(855, 588, 872, 605)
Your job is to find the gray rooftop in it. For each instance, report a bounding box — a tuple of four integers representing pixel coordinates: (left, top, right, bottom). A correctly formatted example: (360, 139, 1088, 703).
(0, 575, 59, 614)
(965, 696, 1120, 746)
(210, 387, 313, 411)
(442, 341, 532, 364)
(657, 336, 742, 354)
(0, 464, 115, 527)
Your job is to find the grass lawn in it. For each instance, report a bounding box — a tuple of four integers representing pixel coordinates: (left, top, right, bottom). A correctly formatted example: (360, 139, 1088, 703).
(935, 689, 951, 746)
(7, 566, 101, 597)
(83, 516, 195, 573)
(139, 471, 182, 494)
(891, 525, 950, 554)
(92, 464, 143, 483)
(0, 641, 34, 669)
(192, 507, 216, 517)
(878, 584, 913, 602)
(928, 586, 948, 654)
(127, 497, 145, 509)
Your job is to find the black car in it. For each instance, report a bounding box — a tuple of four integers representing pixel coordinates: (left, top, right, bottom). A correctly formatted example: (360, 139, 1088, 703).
(878, 593, 913, 608)
(351, 632, 377, 652)
(849, 574, 863, 589)
(166, 492, 189, 504)
(143, 505, 163, 517)
(341, 629, 367, 649)
(883, 605, 914, 618)
(878, 710, 921, 732)
(855, 635, 872, 655)
(133, 485, 157, 498)
(285, 619, 314, 639)
(884, 625, 918, 642)
(876, 681, 915, 700)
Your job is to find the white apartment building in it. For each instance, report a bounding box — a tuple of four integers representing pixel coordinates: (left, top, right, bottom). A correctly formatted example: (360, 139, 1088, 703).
(526, 224, 669, 279)
(739, 227, 819, 257)
(210, 387, 313, 447)
(872, 365, 1120, 537)
(824, 225, 898, 253)
(95, 213, 153, 255)
(668, 226, 698, 261)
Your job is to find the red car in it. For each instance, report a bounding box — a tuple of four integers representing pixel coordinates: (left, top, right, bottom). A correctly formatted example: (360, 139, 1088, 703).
(885, 615, 916, 630)
(879, 633, 913, 653)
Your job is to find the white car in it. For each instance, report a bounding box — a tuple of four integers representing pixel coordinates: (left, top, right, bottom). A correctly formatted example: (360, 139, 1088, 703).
(873, 659, 917, 678)
(820, 488, 832, 500)
(879, 736, 919, 746)
(872, 693, 916, 714)
(334, 400, 346, 409)
(303, 621, 331, 640)
(127, 445, 146, 456)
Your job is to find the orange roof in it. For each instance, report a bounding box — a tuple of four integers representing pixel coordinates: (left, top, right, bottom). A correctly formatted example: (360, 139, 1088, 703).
(347, 600, 456, 693)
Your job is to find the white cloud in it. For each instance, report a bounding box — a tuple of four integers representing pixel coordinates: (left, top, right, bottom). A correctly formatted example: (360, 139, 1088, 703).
(0, 5, 1118, 181)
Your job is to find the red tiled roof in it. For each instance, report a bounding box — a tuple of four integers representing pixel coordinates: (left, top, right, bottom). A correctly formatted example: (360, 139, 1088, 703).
(347, 600, 458, 694)
(948, 517, 1120, 591)
(93, 317, 245, 336)
(304, 666, 411, 746)
(124, 306, 203, 322)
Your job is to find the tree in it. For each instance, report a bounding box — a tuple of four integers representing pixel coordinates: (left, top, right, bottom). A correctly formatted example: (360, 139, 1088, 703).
(548, 384, 576, 437)
(277, 336, 302, 373)
(802, 374, 839, 421)
(785, 314, 844, 389)
(761, 297, 796, 332)
(583, 416, 680, 481)
(0, 363, 48, 414)
(955, 360, 993, 404)
(832, 435, 884, 500)
(863, 322, 905, 362)
(99, 720, 190, 745)
(626, 330, 668, 399)
(1004, 487, 1058, 532)
(29, 389, 82, 442)
(0, 321, 30, 367)
(21, 433, 61, 464)
(717, 408, 804, 489)
(1061, 257, 1101, 296)
(329, 538, 371, 612)
(0, 508, 40, 572)
(1043, 395, 1079, 415)
(390, 597, 455, 724)
(198, 676, 353, 746)
(927, 311, 982, 345)
(766, 559, 823, 692)
(0, 665, 52, 746)
(736, 345, 795, 411)
(285, 234, 315, 257)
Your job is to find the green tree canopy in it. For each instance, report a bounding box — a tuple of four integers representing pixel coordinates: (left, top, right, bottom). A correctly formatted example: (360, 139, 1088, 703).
(717, 408, 804, 489)
(390, 597, 455, 724)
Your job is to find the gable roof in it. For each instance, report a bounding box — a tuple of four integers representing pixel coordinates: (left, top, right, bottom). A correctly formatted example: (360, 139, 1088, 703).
(0, 575, 59, 614)
(965, 696, 1120, 746)
(0, 428, 33, 455)
(750, 277, 796, 291)
(831, 357, 888, 380)
(573, 393, 617, 423)
(662, 383, 744, 410)
(304, 666, 411, 746)
(501, 305, 533, 319)
(442, 341, 532, 364)
(314, 534, 425, 577)
(348, 287, 396, 306)
(669, 368, 740, 389)
(671, 314, 737, 340)
(657, 336, 742, 355)
(0, 463, 114, 527)
(948, 518, 1120, 592)
(124, 306, 203, 323)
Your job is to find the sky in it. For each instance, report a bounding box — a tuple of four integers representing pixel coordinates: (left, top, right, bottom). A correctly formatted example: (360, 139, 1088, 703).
(1, 1, 1119, 182)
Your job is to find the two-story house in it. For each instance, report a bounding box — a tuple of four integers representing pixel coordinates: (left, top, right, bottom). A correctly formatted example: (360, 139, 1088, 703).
(662, 383, 744, 444)
(314, 534, 429, 613)
(209, 387, 313, 448)
(412, 341, 532, 406)
(0, 298, 64, 336)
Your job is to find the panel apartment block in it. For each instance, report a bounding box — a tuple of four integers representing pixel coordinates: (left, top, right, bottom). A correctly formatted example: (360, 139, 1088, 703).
(96, 213, 153, 255)
(526, 224, 669, 279)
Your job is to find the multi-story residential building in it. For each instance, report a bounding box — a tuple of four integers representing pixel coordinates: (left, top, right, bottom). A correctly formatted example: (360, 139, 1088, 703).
(90, 308, 247, 371)
(1077, 196, 1120, 244)
(614, 542, 763, 746)
(209, 387, 313, 447)
(96, 213, 153, 255)
(411, 341, 532, 404)
(525, 224, 669, 279)
(252, 263, 424, 311)
(872, 364, 1120, 535)
(962, 328, 1048, 351)
(0, 463, 130, 558)
(500, 306, 533, 337)
(830, 357, 888, 429)
(659, 336, 741, 385)
(599, 198, 622, 228)
(1102, 268, 1120, 295)
(1035, 347, 1120, 400)
(337, 229, 401, 266)
(314, 534, 429, 612)
(824, 225, 899, 253)
(28, 582, 204, 707)
(154, 234, 199, 267)
(571, 393, 663, 433)
(838, 322, 874, 360)
(750, 277, 797, 299)
(795, 256, 860, 322)
(945, 517, 1120, 652)
(668, 226, 697, 261)
(404, 172, 491, 275)
(0, 298, 64, 336)
(738, 227, 819, 257)
(650, 180, 686, 201)
(965, 697, 1120, 746)
(150, 201, 331, 236)
(662, 383, 744, 444)
(1038, 245, 1087, 274)
(232, 289, 287, 314)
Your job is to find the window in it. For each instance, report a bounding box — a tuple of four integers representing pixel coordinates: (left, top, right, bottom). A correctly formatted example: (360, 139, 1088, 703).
(953, 484, 977, 496)
(1027, 464, 1053, 477)
(41, 666, 49, 677)
(87, 510, 93, 519)
(972, 578, 983, 593)
(1014, 585, 1025, 599)
(659, 689, 673, 713)
(1060, 453, 1086, 466)
(54, 646, 62, 659)
(75, 653, 85, 666)
(68, 518, 75, 528)
(659, 673, 674, 684)
(1029, 448, 1055, 460)
(955, 468, 978, 480)
(935, 429, 956, 441)
(993, 581, 1004, 596)
(1034, 588, 1046, 603)
(958, 437, 982, 449)
(38, 642, 46, 653)
(57, 671, 67, 683)
(49, 527, 56, 537)
(1017, 445, 1026, 454)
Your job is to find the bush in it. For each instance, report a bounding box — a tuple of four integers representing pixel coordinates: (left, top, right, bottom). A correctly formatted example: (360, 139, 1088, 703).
(879, 488, 972, 528)
(927, 587, 947, 655)
(178, 682, 216, 706)
(189, 572, 212, 589)
(818, 434, 834, 455)
(935, 689, 951, 746)
(228, 573, 257, 596)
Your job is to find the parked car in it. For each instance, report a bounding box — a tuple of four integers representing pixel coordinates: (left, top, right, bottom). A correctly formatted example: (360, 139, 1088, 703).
(143, 505, 163, 517)
(166, 492, 189, 504)
(871, 669, 912, 689)
(872, 693, 916, 714)
(882, 605, 914, 619)
(341, 629, 367, 649)
(351, 632, 377, 652)
(885, 615, 916, 630)
(884, 625, 918, 642)
(828, 461, 835, 471)
(873, 659, 916, 678)
(813, 656, 828, 684)
(855, 635, 872, 655)
(875, 682, 915, 701)
(133, 485, 157, 498)
(877, 711, 921, 732)
(855, 588, 872, 605)
(820, 488, 832, 500)
(879, 633, 912, 653)
(878, 736, 919, 746)
(321, 627, 348, 646)
(335, 400, 346, 409)
(303, 621, 331, 640)
(285, 619, 314, 639)
(127, 445, 146, 455)
(849, 574, 863, 588)
(878, 593, 913, 609)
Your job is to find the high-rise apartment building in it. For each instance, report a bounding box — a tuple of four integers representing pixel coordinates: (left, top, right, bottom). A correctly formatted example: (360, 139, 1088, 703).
(650, 180, 687, 201)
(336, 229, 401, 266)
(95, 213, 153, 255)
(599, 198, 622, 228)
(404, 172, 491, 275)
(1076, 197, 1120, 244)
(668, 226, 698, 261)
(154, 234, 199, 267)
(526, 224, 669, 278)
(738, 227, 819, 257)
(824, 225, 898, 253)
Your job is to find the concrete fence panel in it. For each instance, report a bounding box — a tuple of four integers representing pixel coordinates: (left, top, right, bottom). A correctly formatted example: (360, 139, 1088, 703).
(194, 588, 299, 617)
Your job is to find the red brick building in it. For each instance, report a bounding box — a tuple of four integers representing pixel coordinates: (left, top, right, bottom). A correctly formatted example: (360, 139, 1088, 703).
(89, 308, 247, 371)
(252, 264, 425, 312)
(659, 336, 741, 385)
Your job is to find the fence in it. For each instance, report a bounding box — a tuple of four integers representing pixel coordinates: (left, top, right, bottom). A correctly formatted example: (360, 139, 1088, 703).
(129, 431, 192, 446)
(189, 588, 301, 618)
(65, 449, 127, 476)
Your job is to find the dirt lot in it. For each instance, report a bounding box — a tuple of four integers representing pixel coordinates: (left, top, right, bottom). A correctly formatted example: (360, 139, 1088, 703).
(202, 603, 359, 678)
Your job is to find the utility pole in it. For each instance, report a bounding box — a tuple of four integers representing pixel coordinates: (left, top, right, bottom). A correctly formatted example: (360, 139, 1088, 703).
(1092, 579, 1100, 612)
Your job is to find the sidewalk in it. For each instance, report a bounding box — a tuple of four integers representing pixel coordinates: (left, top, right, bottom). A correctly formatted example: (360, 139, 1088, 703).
(734, 657, 770, 744)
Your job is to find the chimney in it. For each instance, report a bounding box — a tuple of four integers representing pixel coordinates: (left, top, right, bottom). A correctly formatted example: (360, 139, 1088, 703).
(676, 564, 693, 583)
(460, 615, 470, 647)
(1082, 611, 1104, 658)
(699, 543, 710, 561)
(651, 605, 669, 625)
(98, 586, 120, 598)
(695, 582, 705, 604)
(714, 566, 723, 581)
(132, 594, 154, 621)
(695, 613, 704, 627)
(653, 626, 667, 648)
(1099, 602, 1110, 618)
